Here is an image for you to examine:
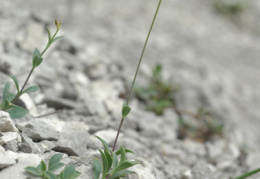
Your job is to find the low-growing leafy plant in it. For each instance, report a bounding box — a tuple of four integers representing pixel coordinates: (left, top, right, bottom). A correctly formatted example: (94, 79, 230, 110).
(135, 64, 177, 115)
(25, 153, 80, 179)
(94, 0, 162, 178)
(0, 19, 63, 119)
(94, 137, 138, 179)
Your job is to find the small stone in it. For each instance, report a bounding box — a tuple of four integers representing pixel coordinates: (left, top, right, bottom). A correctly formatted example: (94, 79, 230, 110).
(0, 153, 41, 178)
(0, 111, 18, 132)
(0, 150, 18, 169)
(36, 140, 57, 153)
(77, 100, 107, 117)
(43, 96, 76, 110)
(84, 61, 107, 80)
(22, 119, 59, 142)
(53, 130, 89, 157)
(1, 132, 22, 144)
(191, 161, 212, 179)
(19, 133, 41, 153)
(94, 129, 123, 146)
(128, 164, 156, 179)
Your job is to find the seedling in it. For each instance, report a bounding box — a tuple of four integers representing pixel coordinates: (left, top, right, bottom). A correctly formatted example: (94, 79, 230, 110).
(94, 137, 138, 179)
(25, 153, 80, 179)
(135, 64, 177, 115)
(0, 20, 63, 119)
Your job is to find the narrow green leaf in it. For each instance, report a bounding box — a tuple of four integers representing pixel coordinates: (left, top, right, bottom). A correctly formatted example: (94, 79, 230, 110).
(37, 160, 46, 171)
(7, 106, 27, 119)
(111, 161, 139, 176)
(25, 166, 42, 176)
(122, 103, 131, 118)
(32, 56, 43, 68)
(44, 171, 56, 179)
(112, 151, 118, 169)
(32, 48, 41, 60)
(63, 165, 76, 179)
(22, 86, 39, 94)
(105, 150, 113, 171)
(119, 147, 126, 164)
(109, 170, 134, 179)
(93, 158, 102, 179)
(47, 28, 52, 44)
(3, 82, 10, 102)
(96, 136, 110, 152)
(52, 36, 64, 43)
(115, 148, 134, 156)
(10, 75, 19, 93)
(98, 149, 108, 177)
(48, 153, 63, 171)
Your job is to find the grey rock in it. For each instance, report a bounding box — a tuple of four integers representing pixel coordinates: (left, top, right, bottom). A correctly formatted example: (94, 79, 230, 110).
(36, 140, 57, 153)
(53, 130, 89, 157)
(0, 111, 18, 132)
(84, 61, 108, 80)
(0, 150, 18, 169)
(4, 140, 19, 152)
(128, 165, 156, 179)
(19, 133, 41, 153)
(77, 100, 107, 117)
(22, 119, 59, 142)
(190, 161, 212, 179)
(1, 132, 22, 144)
(43, 96, 76, 110)
(0, 153, 41, 179)
(94, 129, 123, 146)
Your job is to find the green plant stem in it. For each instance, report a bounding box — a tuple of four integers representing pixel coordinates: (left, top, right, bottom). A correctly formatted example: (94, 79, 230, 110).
(112, 0, 162, 151)
(112, 117, 124, 152)
(12, 67, 35, 102)
(11, 28, 59, 103)
(234, 168, 260, 179)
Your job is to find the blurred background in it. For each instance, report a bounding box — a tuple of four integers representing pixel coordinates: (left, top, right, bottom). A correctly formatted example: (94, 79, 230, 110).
(1, 0, 260, 177)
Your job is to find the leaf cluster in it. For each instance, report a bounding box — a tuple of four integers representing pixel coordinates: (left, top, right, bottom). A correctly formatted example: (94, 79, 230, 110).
(25, 153, 80, 179)
(135, 64, 177, 115)
(94, 136, 138, 179)
(0, 20, 62, 119)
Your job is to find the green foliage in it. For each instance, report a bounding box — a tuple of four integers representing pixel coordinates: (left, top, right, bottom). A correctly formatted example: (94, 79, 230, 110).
(213, 0, 246, 16)
(122, 103, 131, 118)
(94, 136, 138, 179)
(25, 154, 80, 179)
(0, 20, 62, 119)
(135, 64, 177, 115)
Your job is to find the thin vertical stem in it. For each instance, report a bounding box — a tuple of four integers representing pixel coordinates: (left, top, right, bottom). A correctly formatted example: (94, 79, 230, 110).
(126, 0, 162, 105)
(112, 117, 124, 152)
(112, 0, 162, 151)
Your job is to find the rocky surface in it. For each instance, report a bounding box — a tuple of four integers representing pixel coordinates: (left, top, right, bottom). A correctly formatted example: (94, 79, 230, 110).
(1, 0, 260, 178)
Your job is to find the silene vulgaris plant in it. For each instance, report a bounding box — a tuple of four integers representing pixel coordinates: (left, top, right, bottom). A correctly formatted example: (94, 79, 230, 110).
(93, 1, 162, 179)
(0, 20, 63, 119)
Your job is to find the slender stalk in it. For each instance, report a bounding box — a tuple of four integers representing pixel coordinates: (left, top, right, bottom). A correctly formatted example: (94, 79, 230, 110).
(112, 117, 124, 151)
(11, 25, 60, 103)
(234, 168, 260, 179)
(112, 0, 162, 151)
(11, 67, 35, 102)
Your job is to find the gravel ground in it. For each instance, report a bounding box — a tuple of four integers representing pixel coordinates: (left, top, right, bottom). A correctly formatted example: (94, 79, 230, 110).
(1, 0, 260, 178)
